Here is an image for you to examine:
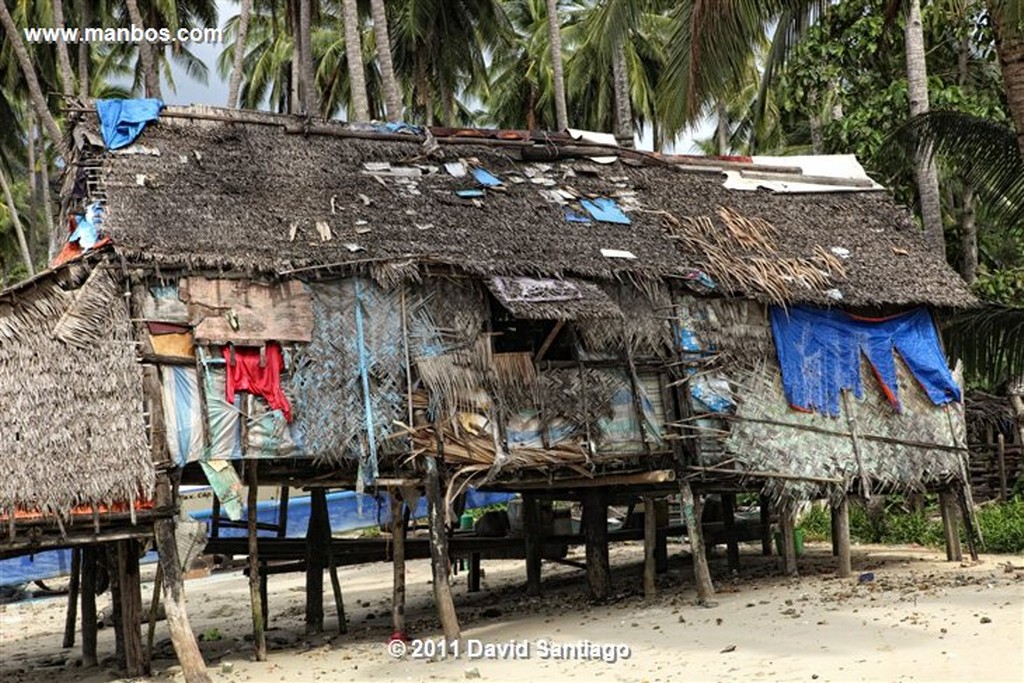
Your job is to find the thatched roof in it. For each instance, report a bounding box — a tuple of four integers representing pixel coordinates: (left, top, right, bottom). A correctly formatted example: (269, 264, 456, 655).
(0, 262, 152, 516)
(74, 106, 973, 309)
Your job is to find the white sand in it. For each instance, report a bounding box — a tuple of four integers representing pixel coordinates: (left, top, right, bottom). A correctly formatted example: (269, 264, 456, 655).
(1, 541, 1022, 683)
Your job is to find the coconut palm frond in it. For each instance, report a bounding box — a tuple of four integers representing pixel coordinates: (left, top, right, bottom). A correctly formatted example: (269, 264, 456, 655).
(945, 304, 1024, 388)
(886, 111, 1024, 233)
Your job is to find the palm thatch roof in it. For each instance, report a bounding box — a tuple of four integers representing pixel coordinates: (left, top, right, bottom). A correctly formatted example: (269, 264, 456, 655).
(0, 261, 152, 517)
(72, 105, 974, 309)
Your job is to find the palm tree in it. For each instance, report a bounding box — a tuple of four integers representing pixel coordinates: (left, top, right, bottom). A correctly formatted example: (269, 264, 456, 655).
(341, 0, 370, 120)
(0, 164, 34, 276)
(51, 0, 76, 99)
(78, 0, 91, 97)
(369, 0, 401, 121)
(125, 0, 163, 98)
(298, 0, 319, 113)
(0, 2, 64, 145)
(992, 2, 1024, 155)
(227, 0, 254, 107)
(546, 0, 568, 130)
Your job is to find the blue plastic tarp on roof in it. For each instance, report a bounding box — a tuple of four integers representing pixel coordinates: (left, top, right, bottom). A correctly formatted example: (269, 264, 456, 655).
(769, 306, 961, 417)
(472, 168, 503, 187)
(96, 98, 164, 150)
(580, 198, 630, 224)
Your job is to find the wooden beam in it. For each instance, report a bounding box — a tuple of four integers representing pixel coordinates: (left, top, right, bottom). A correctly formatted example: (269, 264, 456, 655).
(679, 481, 714, 603)
(505, 469, 676, 490)
(425, 455, 461, 641)
(834, 496, 851, 578)
(642, 496, 657, 598)
(534, 320, 565, 363)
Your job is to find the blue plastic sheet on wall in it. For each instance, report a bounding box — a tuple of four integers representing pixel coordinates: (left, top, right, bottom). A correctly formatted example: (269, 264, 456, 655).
(769, 306, 961, 417)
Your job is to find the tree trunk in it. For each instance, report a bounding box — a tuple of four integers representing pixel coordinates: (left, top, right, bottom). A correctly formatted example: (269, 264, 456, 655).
(905, 0, 944, 255)
(0, 166, 35, 276)
(27, 109, 37, 211)
(546, 0, 568, 131)
(298, 0, 319, 114)
(341, 0, 370, 121)
(0, 2, 64, 146)
(52, 0, 76, 99)
(612, 39, 633, 146)
(960, 185, 978, 283)
(79, 0, 91, 97)
(125, 0, 162, 98)
(992, 4, 1024, 156)
(370, 0, 402, 122)
(227, 0, 253, 108)
(38, 122, 58, 260)
(716, 101, 729, 155)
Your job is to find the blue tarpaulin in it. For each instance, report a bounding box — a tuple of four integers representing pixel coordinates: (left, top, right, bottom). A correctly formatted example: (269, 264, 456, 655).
(769, 306, 961, 417)
(580, 198, 630, 224)
(472, 168, 503, 187)
(96, 98, 164, 150)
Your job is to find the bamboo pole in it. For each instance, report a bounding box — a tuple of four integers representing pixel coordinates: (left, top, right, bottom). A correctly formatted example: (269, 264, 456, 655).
(679, 480, 714, 603)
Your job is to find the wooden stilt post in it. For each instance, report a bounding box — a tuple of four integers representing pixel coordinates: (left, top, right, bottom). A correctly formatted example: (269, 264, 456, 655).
(955, 485, 980, 562)
(467, 553, 481, 593)
(390, 493, 407, 639)
(759, 494, 772, 556)
(425, 455, 461, 641)
(116, 540, 148, 677)
(721, 493, 740, 572)
(642, 496, 657, 598)
(655, 498, 668, 574)
(107, 544, 125, 668)
(779, 499, 798, 577)
(147, 564, 163, 659)
(305, 488, 325, 635)
(317, 490, 346, 635)
(80, 546, 98, 668)
(834, 495, 851, 578)
(582, 488, 611, 601)
(940, 491, 963, 562)
(62, 548, 81, 648)
(153, 516, 211, 683)
(246, 463, 267, 660)
(679, 481, 714, 603)
(524, 493, 543, 596)
(830, 504, 841, 556)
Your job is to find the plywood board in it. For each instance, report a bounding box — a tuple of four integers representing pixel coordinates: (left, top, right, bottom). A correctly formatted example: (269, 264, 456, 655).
(181, 278, 313, 345)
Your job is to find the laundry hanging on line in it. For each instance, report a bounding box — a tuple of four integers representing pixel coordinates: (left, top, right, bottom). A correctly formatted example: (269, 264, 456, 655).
(769, 306, 961, 417)
(222, 342, 293, 422)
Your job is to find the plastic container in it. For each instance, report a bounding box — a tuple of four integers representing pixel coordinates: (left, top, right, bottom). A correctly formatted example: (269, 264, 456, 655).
(459, 511, 474, 531)
(774, 528, 805, 556)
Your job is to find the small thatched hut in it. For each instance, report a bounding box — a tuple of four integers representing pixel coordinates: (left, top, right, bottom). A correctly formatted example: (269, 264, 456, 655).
(0, 104, 977, 677)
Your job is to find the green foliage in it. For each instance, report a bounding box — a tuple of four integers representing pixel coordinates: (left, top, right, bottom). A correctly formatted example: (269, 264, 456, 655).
(975, 497, 1024, 554)
(798, 497, 1024, 554)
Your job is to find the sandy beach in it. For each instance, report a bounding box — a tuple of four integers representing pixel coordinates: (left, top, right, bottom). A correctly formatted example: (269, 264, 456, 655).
(2, 540, 1022, 683)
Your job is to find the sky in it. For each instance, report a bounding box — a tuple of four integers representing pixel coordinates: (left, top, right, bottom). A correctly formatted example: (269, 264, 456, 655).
(161, 0, 710, 153)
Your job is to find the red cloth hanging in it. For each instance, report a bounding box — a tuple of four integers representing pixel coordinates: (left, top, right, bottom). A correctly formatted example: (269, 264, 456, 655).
(222, 343, 292, 422)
